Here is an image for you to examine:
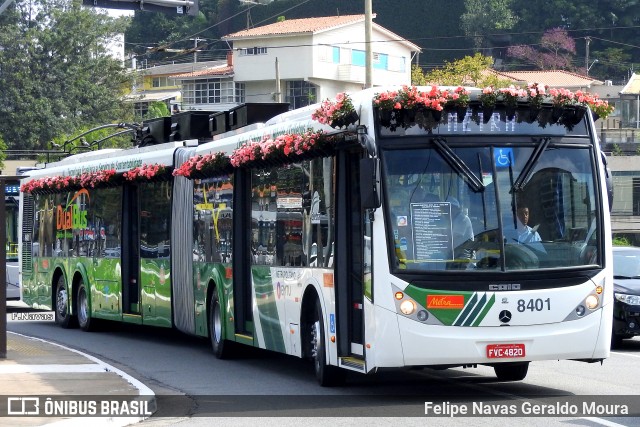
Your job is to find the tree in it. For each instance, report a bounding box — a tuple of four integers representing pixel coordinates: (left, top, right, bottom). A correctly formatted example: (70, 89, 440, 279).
(418, 53, 511, 88)
(507, 28, 576, 70)
(145, 101, 170, 119)
(460, 0, 519, 49)
(0, 0, 135, 151)
(591, 48, 632, 83)
(0, 137, 6, 172)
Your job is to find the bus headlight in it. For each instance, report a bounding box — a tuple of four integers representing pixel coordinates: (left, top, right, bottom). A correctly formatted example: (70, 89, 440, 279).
(585, 294, 599, 310)
(400, 300, 416, 315)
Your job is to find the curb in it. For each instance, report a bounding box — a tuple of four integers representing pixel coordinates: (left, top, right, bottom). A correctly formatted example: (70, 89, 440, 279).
(5, 332, 156, 426)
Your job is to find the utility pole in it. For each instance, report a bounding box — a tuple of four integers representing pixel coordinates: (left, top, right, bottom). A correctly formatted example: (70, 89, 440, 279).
(364, 0, 372, 88)
(275, 57, 282, 103)
(585, 37, 591, 75)
(190, 37, 204, 63)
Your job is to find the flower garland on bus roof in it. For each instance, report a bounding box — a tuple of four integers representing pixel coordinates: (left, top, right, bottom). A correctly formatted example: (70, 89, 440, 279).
(172, 128, 354, 179)
(21, 163, 172, 194)
(373, 84, 614, 119)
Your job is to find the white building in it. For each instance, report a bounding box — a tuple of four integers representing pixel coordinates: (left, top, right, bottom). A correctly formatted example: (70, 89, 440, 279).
(222, 14, 421, 109)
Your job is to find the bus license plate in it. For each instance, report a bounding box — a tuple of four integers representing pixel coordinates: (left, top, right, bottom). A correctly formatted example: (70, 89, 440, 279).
(486, 343, 525, 358)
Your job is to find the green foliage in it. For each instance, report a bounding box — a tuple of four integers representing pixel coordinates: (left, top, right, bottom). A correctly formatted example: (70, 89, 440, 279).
(612, 144, 623, 156)
(0, 137, 6, 171)
(0, 0, 135, 152)
(145, 102, 171, 119)
(591, 48, 632, 81)
(613, 236, 631, 246)
(461, 0, 519, 48)
(413, 53, 516, 88)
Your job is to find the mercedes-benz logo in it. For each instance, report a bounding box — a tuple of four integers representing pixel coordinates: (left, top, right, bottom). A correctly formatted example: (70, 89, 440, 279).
(499, 310, 512, 323)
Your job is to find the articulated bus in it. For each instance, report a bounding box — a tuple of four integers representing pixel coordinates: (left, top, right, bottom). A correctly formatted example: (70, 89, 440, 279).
(19, 87, 613, 385)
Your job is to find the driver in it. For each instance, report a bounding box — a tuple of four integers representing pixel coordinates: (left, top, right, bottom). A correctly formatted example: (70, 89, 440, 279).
(514, 206, 541, 244)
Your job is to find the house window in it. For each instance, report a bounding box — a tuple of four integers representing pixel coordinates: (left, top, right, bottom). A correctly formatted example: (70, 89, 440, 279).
(152, 77, 170, 88)
(332, 47, 340, 64)
(352, 50, 366, 67)
(373, 53, 388, 70)
(182, 79, 244, 105)
(241, 47, 267, 56)
(235, 82, 245, 103)
(388, 55, 406, 72)
(285, 81, 318, 109)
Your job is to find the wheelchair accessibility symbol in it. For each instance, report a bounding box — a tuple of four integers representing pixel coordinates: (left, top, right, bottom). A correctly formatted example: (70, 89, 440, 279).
(494, 148, 513, 168)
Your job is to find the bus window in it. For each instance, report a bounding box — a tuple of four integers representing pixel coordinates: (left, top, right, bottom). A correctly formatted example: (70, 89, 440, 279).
(193, 174, 234, 264)
(251, 158, 335, 267)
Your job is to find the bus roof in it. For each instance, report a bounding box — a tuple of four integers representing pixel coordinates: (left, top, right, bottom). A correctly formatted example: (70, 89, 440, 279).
(23, 140, 196, 181)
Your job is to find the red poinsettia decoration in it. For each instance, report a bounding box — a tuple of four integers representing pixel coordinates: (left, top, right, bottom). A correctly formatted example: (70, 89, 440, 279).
(173, 152, 232, 178)
(124, 163, 168, 182)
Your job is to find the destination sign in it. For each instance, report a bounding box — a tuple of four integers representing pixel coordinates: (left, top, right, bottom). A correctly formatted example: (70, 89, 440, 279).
(379, 110, 587, 137)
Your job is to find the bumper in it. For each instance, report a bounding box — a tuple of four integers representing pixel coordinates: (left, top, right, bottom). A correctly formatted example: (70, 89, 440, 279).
(613, 302, 640, 337)
(375, 305, 611, 368)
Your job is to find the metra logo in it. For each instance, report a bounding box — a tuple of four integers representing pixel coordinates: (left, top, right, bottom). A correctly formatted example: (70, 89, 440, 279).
(427, 295, 465, 309)
(56, 189, 89, 230)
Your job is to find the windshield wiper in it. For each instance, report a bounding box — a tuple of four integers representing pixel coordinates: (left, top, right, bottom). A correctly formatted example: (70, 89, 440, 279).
(511, 137, 551, 193)
(431, 137, 484, 192)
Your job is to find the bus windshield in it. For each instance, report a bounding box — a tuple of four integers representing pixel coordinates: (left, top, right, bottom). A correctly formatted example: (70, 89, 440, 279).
(382, 141, 600, 272)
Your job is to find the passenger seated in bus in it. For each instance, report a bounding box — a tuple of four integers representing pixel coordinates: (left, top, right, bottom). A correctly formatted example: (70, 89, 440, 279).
(448, 197, 474, 262)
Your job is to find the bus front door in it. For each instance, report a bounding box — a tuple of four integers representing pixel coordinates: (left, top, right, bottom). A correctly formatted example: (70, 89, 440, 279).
(335, 151, 366, 362)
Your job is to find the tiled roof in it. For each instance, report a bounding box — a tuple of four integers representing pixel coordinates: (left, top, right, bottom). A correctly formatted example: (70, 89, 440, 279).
(620, 73, 640, 95)
(172, 65, 234, 79)
(224, 14, 371, 39)
(490, 69, 602, 87)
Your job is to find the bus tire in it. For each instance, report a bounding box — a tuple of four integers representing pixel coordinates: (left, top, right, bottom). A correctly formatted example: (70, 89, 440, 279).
(312, 300, 345, 387)
(493, 362, 529, 381)
(54, 275, 76, 328)
(77, 281, 95, 332)
(210, 289, 231, 359)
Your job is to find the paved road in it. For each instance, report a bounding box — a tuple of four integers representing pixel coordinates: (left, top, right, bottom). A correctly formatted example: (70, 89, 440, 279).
(6, 305, 640, 426)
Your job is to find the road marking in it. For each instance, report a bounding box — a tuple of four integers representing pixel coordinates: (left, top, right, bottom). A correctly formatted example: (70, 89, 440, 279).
(582, 417, 629, 427)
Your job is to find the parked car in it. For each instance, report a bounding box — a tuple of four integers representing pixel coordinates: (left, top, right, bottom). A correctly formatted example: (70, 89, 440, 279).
(611, 246, 640, 347)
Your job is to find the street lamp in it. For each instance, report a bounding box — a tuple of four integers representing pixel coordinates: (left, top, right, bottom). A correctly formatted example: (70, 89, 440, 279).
(587, 59, 599, 75)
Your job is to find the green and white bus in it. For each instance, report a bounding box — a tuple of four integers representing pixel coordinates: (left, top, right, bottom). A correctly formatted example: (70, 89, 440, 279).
(20, 86, 614, 385)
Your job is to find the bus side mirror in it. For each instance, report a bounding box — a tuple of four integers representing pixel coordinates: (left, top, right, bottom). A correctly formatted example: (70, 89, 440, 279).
(360, 157, 381, 210)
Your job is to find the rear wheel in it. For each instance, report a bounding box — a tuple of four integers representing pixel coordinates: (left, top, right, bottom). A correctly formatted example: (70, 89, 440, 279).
(311, 300, 345, 386)
(210, 288, 232, 359)
(54, 275, 75, 328)
(77, 281, 95, 332)
(493, 362, 529, 381)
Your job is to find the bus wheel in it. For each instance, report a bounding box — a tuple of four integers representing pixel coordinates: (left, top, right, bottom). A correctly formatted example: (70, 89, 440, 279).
(77, 281, 95, 332)
(210, 289, 231, 359)
(54, 276, 75, 328)
(311, 301, 345, 387)
(494, 362, 529, 381)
